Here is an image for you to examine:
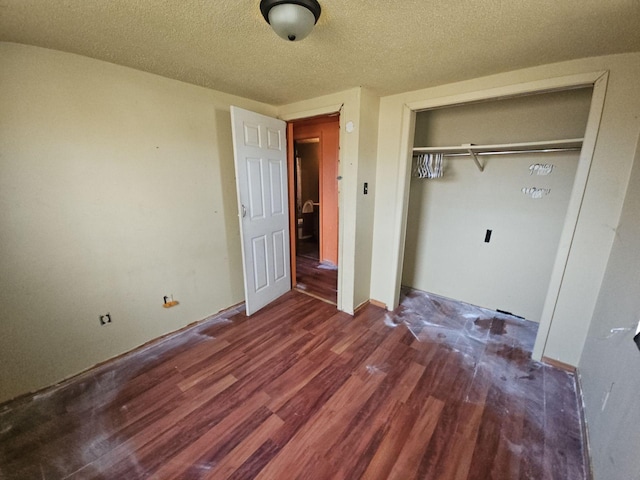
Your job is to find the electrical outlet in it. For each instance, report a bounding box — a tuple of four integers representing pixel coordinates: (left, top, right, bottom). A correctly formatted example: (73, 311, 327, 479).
(163, 295, 179, 308)
(99, 313, 112, 326)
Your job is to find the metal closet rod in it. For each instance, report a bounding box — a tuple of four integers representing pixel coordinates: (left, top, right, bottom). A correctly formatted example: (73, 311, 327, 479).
(412, 145, 582, 172)
(427, 146, 581, 157)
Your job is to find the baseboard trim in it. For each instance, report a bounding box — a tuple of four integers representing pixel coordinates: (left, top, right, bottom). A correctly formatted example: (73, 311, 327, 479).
(542, 356, 577, 373)
(574, 369, 594, 480)
(354, 300, 370, 314)
(369, 299, 387, 310)
(0, 300, 246, 409)
(543, 357, 592, 478)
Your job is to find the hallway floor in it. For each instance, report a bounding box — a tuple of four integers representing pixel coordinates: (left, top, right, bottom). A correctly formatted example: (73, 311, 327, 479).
(295, 254, 338, 304)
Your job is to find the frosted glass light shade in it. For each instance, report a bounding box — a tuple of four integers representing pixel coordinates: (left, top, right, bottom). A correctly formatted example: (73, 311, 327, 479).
(268, 3, 316, 41)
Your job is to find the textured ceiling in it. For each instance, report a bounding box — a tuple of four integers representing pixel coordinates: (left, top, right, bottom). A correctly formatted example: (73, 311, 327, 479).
(1, 1, 639, 105)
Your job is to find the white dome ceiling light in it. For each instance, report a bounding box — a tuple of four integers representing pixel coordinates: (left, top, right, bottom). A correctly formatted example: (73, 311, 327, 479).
(259, 0, 322, 42)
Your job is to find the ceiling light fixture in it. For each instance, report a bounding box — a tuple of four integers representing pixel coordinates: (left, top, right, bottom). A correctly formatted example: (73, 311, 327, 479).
(259, 0, 321, 42)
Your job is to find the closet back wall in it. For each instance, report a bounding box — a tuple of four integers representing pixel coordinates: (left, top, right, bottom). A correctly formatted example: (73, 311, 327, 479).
(403, 89, 592, 321)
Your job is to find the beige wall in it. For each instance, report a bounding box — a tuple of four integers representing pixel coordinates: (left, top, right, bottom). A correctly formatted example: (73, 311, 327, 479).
(0, 45, 378, 401)
(413, 89, 591, 146)
(353, 88, 380, 309)
(579, 133, 640, 480)
(0, 43, 276, 402)
(403, 90, 590, 321)
(371, 52, 640, 367)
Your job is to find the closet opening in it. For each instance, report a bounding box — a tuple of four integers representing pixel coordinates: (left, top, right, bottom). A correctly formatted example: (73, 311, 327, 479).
(399, 87, 594, 352)
(288, 114, 340, 305)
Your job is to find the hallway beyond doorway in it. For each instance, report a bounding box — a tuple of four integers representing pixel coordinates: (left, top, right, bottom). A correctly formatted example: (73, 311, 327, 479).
(295, 254, 337, 304)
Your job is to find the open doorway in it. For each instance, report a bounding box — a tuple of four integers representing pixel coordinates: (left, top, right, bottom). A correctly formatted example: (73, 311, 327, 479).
(288, 114, 339, 304)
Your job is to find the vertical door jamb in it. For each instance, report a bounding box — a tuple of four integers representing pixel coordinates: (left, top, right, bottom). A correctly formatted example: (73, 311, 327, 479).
(287, 122, 297, 286)
(318, 131, 325, 262)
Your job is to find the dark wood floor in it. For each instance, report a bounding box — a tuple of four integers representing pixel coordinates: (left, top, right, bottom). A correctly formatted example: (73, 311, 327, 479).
(0, 289, 586, 479)
(295, 255, 338, 304)
(296, 238, 320, 260)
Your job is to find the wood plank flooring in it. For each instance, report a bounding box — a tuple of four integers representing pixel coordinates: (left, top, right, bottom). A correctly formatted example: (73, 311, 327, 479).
(295, 255, 338, 304)
(0, 288, 586, 479)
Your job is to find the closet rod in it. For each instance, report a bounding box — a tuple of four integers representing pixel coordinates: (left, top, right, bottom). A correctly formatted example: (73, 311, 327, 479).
(412, 139, 583, 172)
(414, 146, 582, 158)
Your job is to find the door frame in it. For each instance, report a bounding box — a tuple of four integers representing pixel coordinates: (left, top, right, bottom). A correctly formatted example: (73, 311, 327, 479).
(287, 123, 297, 283)
(280, 102, 347, 312)
(287, 113, 340, 289)
(388, 71, 609, 362)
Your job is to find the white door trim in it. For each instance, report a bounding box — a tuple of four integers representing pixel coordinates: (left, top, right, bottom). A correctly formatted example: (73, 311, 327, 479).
(280, 106, 346, 312)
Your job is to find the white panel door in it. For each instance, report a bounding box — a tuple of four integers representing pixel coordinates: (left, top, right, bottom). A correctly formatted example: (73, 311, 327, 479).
(230, 106, 291, 315)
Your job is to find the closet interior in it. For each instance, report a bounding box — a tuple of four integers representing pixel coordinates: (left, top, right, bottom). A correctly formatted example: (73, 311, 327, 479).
(402, 88, 593, 322)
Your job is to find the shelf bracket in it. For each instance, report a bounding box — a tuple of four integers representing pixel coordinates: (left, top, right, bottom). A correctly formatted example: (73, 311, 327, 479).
(467, 148, 484, 172)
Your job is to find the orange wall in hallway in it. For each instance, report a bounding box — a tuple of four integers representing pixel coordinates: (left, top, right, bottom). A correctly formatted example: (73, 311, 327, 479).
(293, 115, 340, 265)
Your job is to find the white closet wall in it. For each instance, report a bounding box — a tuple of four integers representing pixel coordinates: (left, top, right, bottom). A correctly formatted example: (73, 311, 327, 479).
(403, 89, 592, 321)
